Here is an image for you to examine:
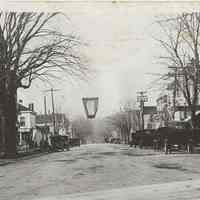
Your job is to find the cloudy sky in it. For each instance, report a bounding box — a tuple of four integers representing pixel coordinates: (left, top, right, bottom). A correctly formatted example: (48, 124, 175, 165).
(7, 1, 199, 119)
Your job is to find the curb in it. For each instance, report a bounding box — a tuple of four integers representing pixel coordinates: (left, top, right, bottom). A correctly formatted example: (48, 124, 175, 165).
(0, 151, 52, 166)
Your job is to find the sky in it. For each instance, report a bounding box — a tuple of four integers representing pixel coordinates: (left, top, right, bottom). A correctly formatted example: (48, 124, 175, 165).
(8, 1, 200, 120)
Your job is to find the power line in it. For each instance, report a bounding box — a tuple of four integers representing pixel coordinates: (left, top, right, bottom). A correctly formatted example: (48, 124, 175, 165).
(43, 88, 61, 135)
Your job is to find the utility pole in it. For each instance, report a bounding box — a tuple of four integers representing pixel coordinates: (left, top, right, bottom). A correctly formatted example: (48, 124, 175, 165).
(43, 88, 60, 136)
(43, 96, 47, 140)
(137, 91, 148, 130)
(168, 66, 178, 120)
(51, 88, 56, 135)
(44, 96, 47, 125)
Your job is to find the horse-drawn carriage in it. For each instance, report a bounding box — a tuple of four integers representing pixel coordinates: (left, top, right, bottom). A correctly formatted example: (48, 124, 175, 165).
(155, 127, 190, 154)
(187, 128, 200, 153)
(110, 137, 121, 144)
(130, 120, 200, 154)
(130, 131, 139, 147)
(130, 129, 156, 148)
(153, 121, 199, 154)
(50, 135, 70, 151)
(69, 138, 81, 147)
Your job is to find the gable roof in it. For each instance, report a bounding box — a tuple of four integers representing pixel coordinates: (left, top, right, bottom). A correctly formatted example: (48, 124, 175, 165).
(18, 104, 29, 112)
(36, 113, 68, 124)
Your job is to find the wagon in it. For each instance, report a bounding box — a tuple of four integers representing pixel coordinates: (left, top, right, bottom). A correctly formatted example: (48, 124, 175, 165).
(110, 137, 121, 144)
(69, 138, 81, 147)
(187, 128, 200, 153)
(154, 127, 168, 151)
(136, 129, 156, 149)
(155, 126, 190, 154)
(130, 130, 143, 147)
(50, 135, 70, 151)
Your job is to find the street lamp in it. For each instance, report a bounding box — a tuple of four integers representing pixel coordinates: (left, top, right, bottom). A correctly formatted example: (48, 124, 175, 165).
(82, 97, 99, 119)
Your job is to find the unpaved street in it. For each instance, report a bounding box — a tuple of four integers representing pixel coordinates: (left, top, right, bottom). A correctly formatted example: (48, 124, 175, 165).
(1, 144, 200, 200)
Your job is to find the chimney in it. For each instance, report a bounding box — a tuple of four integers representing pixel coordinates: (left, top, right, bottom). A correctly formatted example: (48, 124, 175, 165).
(28, 103, 34, 112)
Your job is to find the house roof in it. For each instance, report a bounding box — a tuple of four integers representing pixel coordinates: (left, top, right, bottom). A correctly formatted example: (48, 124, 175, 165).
(36, 113, 68, 124)
(18, 104, 30, 112)
(143, 106, 157, 115)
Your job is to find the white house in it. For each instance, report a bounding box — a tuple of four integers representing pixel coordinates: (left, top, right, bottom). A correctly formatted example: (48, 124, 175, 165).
(18, 103, 37, 146)
(143, 106, 157, 129)
(156, 92, 191, 123)
(36, 113, 69, 138)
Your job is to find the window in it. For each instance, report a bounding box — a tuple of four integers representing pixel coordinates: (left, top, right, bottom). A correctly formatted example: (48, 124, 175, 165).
(20, 116, 25, 127)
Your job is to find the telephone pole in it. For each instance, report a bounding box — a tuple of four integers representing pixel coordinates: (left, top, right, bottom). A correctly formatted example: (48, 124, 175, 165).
(43, 88, 60, 136)
(168, 66, 183, 120)
(44, 95, 47, 124)
(43, 95, 48, 140)
(168, 67, 177, 120)
(137, 91, 148, 130)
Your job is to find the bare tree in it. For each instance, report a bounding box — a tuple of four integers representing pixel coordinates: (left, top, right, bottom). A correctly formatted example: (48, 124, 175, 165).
(71, 117, 93, 144)
(106, 112, 126, 143)
(106, 99, 140, 144)
(156, 12, 200, 127)
(98, 118, 115, 141)
(0, 12, 89, 157)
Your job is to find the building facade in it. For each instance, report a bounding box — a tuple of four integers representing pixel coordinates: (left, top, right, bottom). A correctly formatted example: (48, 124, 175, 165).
(36, 113, 69, 137)
(17, 103, 37, 147)
(143, 106, 157, 129)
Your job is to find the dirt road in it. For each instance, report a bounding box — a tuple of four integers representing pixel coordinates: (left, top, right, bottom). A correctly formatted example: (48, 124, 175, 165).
(1, 144, 200, 200)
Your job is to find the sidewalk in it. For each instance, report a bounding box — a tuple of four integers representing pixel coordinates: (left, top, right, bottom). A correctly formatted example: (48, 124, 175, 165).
(0, 149, 50, 166)
(0, 159, 16, 166)
(37, 179, 200, 200)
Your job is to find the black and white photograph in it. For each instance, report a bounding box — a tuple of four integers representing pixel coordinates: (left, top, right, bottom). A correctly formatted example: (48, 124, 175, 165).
(1, 1, 200, 199)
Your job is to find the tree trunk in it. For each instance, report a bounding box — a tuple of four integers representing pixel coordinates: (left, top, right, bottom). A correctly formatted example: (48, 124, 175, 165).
(0, 74, 6, 156)
(121, 129, 125, 144)
(125, 131, 129, 144)
(123, 130, 126, 144)
(0, 116, 6, 156)
(4, 72, 17, 158)
(127, 131, 130, 144)
(190, 105, 197, 128)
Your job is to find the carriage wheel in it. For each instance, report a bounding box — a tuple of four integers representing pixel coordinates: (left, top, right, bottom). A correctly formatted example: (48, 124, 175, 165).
(164, 143, 168, 154)
(153, 143, 156, 151)
(187, 144, 194, 154)
(187, 144, 190, 153)
(139, 140, 143, 149)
